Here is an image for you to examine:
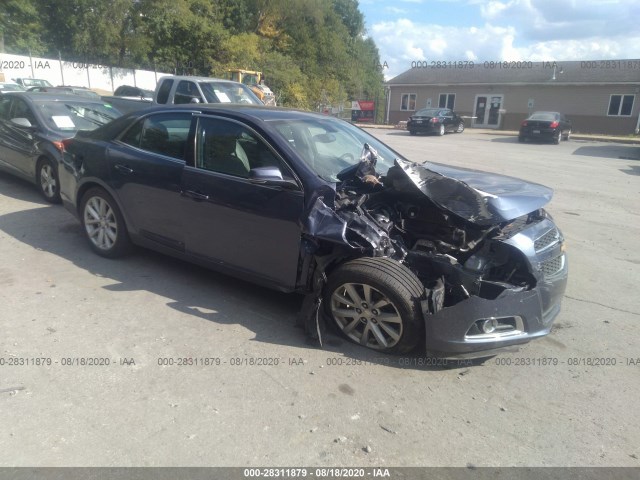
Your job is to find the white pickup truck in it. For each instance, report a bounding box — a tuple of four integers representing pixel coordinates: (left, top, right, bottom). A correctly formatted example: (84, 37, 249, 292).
(102, 75, 264, 114)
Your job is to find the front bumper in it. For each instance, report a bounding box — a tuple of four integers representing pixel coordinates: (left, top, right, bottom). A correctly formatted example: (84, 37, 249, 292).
(423, 217, 568, 358)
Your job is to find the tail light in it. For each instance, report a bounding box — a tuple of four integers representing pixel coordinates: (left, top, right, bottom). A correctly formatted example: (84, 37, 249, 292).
(521, 121, 528, 127)
(430, 117, 438, 123)
(549, 121, 559, 128)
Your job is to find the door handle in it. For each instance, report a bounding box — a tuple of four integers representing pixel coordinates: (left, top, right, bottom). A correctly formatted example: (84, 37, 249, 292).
(181, 189, 210, 201)
(114, 164, 133, 174)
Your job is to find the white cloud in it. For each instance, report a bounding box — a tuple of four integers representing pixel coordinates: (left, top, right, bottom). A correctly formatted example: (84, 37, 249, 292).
(371, 0, 640, 79)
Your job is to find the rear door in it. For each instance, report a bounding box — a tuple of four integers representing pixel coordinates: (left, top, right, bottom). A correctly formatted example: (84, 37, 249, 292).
(107, 111, 194, 251)
(180, 115, 304, 290)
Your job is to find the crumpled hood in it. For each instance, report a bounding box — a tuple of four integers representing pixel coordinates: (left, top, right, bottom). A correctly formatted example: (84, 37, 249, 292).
(390, 159, 553, 226)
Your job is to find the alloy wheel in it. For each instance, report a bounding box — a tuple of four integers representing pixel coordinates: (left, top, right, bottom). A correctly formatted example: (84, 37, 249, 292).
(83, 196, 118, 251)
(39, 163, 57, 199)
(330, 282, 403, 350)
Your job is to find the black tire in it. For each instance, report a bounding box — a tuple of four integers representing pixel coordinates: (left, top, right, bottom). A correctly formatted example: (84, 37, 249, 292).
(456, 122, 465, 133)
(80, 187, 131, 258)
(36, 157, 61, 203)
(437, 124, 445, 136)
(554, 131, 561, 144)
(408, 129, 416, 136)
(324, 257, 425, 354)
(563, 130, 571, 141)
(518, 136, 525, 143)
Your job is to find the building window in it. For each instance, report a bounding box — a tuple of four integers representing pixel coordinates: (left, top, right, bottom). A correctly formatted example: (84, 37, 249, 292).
(607, 94, 634, 116)
(439, 93, 455, 110)
(401, 93, 416, 111)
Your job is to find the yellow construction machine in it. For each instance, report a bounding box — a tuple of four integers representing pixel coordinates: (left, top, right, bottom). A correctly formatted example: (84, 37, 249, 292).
(228, 69, 276, 106)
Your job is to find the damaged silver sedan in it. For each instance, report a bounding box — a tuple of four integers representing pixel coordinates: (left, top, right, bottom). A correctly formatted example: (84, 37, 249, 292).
(58, 105, 568, 357)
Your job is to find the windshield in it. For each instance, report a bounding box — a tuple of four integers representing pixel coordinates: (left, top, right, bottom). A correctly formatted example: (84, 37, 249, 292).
(21, 78, 53, 87)
(35, 101, 121, 132)
(0, 84, 24, 92)
(198, 81, 263, 105)
(270, 117, 406, 182)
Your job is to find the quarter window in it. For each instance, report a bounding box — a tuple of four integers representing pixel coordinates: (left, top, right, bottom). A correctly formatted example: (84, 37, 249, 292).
(401, 93, 416, 111)
(607, 94, 634, 116)
(155, 79, 173, 104)
(439, 93, 455, 110)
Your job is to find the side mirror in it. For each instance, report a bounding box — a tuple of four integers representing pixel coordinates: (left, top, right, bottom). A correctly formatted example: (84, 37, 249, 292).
(11, 118, 34, 128)
(249, 166, 298, 189)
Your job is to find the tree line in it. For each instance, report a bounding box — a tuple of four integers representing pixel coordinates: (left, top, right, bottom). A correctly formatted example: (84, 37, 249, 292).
(0, 0, 384, 112)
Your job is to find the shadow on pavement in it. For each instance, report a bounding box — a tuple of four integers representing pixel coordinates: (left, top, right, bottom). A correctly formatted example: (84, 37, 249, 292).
(0, 179, 486, 371)
(572, 145, 640, 160)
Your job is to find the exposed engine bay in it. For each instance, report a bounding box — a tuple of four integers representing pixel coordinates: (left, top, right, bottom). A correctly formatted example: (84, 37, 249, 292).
(300, 144, 562, 350)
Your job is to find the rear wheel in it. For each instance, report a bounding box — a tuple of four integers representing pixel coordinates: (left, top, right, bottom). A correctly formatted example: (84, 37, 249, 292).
(437, 124, 445, 136)
(36, 157, 61, 203)
(409, 129, 416, 136)
(554, 131, 562, 144)
(518, 136, 525, 143)
(80, 187, 131, 258)
(324, 257, 425, 354)
(456, 122, 465, 133)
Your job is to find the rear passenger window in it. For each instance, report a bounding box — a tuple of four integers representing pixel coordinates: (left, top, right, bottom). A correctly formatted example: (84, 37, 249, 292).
(155, 80, 173, 104)
(121, 113, 192, 160)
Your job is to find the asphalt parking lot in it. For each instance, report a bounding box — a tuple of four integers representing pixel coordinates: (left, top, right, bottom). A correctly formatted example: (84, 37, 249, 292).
(1, 128, 639, 467)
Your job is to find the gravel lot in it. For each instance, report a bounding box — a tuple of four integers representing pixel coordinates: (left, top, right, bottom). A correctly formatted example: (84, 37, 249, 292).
(1, 128, 639, 467)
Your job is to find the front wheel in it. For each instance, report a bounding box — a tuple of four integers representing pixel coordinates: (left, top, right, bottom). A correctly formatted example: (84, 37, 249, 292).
(324, 257, 425, 354)
(80, 187, 131, 258)
(456, 122, 465, 133)
(408, 129, 416, 136)
(37, 158, 61, 203)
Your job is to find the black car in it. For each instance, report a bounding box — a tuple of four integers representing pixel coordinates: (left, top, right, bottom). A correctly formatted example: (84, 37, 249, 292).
(114, 85, 154, 101)
(0, 92, 121, 202)
(407, 108, 465, 136)
(519, 111, 572, 144)
(59, 105, 568, 357)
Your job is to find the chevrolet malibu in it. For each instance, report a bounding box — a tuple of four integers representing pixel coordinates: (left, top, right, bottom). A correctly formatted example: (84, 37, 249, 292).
(58, 105, 568, 357)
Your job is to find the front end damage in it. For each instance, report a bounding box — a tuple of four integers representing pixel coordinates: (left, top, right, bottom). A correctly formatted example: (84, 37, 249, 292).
(299, 146, 568, 357)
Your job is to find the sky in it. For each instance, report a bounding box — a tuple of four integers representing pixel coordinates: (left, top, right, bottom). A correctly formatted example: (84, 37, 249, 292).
(357, 0, 640, 79)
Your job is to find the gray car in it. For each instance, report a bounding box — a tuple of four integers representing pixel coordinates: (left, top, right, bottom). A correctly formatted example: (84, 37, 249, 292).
(0, 92, 121, 202)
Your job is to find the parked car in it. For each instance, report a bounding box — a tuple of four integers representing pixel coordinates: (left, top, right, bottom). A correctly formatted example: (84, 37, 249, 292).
(13, 78, 53, 88)
(102, 75, 264, 114)
(407, 108, 465, 136)
(0, 82, 26, 94)
(519, 111, 572, 144)
(114, 85, 154, 101)
(27, 86, 100, 99)
(59, 105, 567, 357)
(0, 92, 122, 202)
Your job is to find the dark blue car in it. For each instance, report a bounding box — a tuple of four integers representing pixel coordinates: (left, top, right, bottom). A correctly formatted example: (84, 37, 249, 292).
(58, 105, 568, 357)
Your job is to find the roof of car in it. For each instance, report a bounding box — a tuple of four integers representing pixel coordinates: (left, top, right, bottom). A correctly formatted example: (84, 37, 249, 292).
(130, 103, 339, 122)
(2, 91, 110, 104)
(158, 75, 241, 83)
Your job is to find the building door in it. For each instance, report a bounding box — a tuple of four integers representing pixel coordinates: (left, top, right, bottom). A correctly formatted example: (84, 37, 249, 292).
(473, 94, 504, 128)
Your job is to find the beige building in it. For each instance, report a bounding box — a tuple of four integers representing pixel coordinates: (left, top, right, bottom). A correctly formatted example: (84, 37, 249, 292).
(385, 60, 640, 135)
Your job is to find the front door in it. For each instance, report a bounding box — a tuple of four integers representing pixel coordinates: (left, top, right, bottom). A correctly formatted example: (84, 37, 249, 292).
(473, 94, 504, 128)
(181, 115, 304, 290)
